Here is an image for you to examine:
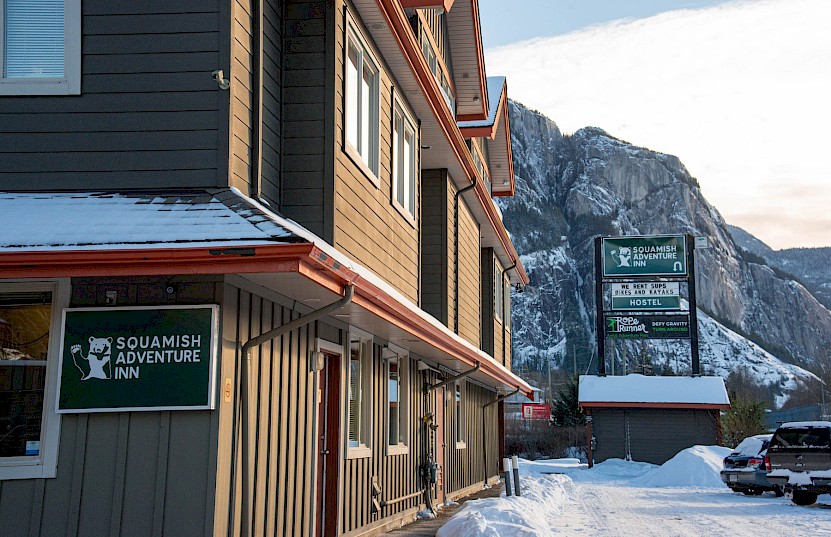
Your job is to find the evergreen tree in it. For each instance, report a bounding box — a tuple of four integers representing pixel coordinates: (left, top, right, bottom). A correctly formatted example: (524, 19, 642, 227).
(722, 398, 767, 447)
(552, 376, 585, 427)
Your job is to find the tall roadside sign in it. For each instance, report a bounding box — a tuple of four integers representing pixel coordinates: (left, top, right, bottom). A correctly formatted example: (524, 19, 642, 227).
(594, 234, 701, 376)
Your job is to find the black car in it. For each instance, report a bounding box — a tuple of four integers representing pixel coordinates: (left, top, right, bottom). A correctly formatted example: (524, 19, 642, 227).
(721, 434, 783, 496)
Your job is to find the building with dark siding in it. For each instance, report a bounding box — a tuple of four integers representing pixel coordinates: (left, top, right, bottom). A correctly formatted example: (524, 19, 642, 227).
(0, 1, 531, 536)
(579, 374, 730, 466)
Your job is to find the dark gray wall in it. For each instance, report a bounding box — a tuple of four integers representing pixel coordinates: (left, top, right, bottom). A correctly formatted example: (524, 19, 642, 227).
(480, 248, 495, 356)
(0, 1, 229, 190)
(0, 276, 223, 537)
(277, 0, 331, 241)
(592, 408, 720, 465)
(420, 169, 449, 325)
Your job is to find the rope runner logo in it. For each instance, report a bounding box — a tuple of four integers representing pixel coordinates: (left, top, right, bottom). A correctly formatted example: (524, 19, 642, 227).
(607, 316, 647, 334)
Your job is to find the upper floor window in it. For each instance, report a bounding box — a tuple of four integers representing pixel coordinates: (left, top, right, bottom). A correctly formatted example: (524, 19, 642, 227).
(392, 103, 417, 219)
(420, 28, 454, 115)
(503, 273, 511, 331)
(471, 144, 491, 195)
(494, 261, 503, 322)
(0, 281, 65, 480)
(0, 0, 81, 95)
(347, 331, 372, 457)
(345, 26, 380, 177)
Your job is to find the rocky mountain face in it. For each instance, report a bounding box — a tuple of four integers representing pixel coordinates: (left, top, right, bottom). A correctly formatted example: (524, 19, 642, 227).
(729, 225, 831, 310)
(499, 101, 831, 404)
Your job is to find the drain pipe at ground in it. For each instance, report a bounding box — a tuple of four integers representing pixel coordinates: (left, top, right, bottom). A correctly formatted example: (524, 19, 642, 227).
(482, 389, 518, 487)
(239, 285, 354, 537)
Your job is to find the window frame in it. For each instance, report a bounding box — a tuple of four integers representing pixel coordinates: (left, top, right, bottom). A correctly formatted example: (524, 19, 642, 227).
(0, 279, 68, 480)
(503, 273, 511, 331)
(494, 260, 503, 322)
(454, 379, 466, 449)
(0, 0, 81, 96)
(343, 17, 381, 185)
(346, 328, 373, 459)
(391, 97, 418, 224)
(384, 347, 409, 455)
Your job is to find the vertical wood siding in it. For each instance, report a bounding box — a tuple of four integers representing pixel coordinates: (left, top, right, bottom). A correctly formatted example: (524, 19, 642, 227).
(592, 408, 721, 465)
(213, 283, 323, 537)
(0, 1, 225, 189)
(445, 382, 500, 494)
(280, 0, 330, 239)
(332, 1, 420, 303)
(0, 276, 222, 537)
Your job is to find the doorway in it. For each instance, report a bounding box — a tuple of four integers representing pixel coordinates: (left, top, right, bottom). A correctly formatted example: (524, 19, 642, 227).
(315, 347, 341, 537)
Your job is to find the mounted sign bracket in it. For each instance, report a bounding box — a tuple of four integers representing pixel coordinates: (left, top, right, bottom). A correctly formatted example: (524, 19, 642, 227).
(425, 362, 480, 393)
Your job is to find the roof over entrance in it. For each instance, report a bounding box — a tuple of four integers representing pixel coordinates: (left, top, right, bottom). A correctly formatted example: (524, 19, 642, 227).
(578, 374, 730, 409)
(0, 189, 532, 397)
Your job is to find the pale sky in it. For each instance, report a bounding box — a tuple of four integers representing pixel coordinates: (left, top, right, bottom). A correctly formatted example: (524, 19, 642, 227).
(482, 0, 831, 250)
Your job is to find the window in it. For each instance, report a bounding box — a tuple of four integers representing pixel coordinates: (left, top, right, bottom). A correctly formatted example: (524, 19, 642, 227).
(454, 380, 466, 448)
(0, 0, 81, 95)
(0, 281, 65, 480)
(471, 144, 492, 195)
(494, 261, 503, 322)
(420, 29, 454, 114)
(347, 332, 372, 456)
(345, 27, 379, 177)
(386, 353, 409, 454)
(392, 103, 417, 219)
(503, 273, 511, 331)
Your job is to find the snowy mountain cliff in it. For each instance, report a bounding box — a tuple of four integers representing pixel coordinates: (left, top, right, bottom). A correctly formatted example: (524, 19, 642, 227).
(500, 101, 831, 405)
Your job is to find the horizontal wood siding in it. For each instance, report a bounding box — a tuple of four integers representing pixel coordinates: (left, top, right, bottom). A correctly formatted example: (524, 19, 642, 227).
(280, 0, 330, 239)
(333, 1, 420, 303)
(480, 249, 495, 356)
(0, 276, 222, 537)
(214, 283, 324, 537)
(456, 195, 481, 347)
(593, 408, 721, 465)
(445, 382, 499, 495)
(420, 169, 448, 325)
(0, 1, 225, 190)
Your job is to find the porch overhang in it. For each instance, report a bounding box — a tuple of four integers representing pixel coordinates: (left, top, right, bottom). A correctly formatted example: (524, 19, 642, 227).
(0, 190, 532, 397)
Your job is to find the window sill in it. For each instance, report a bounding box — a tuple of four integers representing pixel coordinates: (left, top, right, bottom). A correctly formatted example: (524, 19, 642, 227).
(346, 445, 372, 460)
(343, 141, 380, 189)
(391, 199, 417, 229)
(455, 442, 467, 450)
(387, 444, 409, 456)
(0, 459, 56, 481)
(0, 78, 80, 96)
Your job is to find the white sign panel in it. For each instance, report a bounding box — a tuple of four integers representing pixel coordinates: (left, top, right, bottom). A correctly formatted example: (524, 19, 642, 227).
(611, 282, 680, 297)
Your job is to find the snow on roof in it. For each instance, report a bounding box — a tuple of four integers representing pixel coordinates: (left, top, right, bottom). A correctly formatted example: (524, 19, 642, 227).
(578, 374, 730, 406)
(458, 76, 506, 129)
(0, 190, 303, 250)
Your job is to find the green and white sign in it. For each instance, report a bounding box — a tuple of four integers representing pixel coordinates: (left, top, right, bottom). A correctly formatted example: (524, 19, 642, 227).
(57, 305, 219, 413)
(611, 282, 681, 310)
(602, 235, 687, 277)
(605, 314, 691, 339)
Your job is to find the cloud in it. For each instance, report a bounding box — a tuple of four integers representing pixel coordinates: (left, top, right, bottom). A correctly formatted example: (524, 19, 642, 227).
(487, 0, 831, 249)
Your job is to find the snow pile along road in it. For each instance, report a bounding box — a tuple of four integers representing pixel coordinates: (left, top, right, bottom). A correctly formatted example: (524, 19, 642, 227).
(437, 446, 831, 536)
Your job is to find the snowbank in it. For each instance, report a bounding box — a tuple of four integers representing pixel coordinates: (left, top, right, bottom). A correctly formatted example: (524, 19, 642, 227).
(628, 445, 731, 488)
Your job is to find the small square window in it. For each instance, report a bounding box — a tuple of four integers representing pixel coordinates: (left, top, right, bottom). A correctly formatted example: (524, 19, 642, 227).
(0, 0, 81, 95)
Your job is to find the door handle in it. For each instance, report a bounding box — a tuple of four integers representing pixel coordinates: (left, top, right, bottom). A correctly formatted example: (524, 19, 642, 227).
(321, 449, 330, 455)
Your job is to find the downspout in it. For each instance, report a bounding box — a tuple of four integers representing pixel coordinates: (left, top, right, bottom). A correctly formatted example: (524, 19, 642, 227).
(239, 285, 354, 537)
(453, 177, 477, 334)
(482, 389, 518, 487)
(250, 0, 264, 199)
(426, 361, 480, 393)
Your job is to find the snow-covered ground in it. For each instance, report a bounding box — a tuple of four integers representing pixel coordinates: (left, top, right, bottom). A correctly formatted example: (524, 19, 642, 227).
(437, 447, 831, 536)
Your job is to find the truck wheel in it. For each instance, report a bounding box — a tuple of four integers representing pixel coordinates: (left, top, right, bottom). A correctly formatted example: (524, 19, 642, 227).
(791, 491, 818, 506)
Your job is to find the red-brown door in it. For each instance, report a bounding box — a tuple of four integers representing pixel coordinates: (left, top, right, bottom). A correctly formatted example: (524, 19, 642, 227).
(316, 352, 340, 537)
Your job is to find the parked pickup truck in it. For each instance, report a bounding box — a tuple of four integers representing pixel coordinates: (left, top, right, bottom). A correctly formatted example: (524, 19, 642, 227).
(766, 421, 831, 505)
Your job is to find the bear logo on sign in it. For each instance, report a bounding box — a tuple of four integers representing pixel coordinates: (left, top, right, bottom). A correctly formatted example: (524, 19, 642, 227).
(71, 336, 113, 380)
